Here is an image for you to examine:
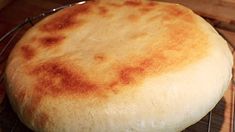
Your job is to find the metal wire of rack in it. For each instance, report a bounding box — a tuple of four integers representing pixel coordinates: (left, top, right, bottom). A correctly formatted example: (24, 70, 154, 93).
(0, 1, 234, 132)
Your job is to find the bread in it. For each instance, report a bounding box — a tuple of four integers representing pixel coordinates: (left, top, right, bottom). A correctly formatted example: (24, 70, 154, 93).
(5, 0, 233, 131)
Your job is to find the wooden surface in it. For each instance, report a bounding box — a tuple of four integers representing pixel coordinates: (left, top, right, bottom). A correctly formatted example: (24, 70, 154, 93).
(0, 0, 234, 132)
(158, 0, 235, 23)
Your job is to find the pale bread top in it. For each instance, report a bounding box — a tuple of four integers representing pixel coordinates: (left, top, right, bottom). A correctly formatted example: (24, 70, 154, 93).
(5, 0, 233, 132)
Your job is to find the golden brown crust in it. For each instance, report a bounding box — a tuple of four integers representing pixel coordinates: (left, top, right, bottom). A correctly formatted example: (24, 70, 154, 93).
(39, 2, 92, 33)
(9, 0, 208, 125)
(20, 45, 36, 60)
(5, 0, 232, 131)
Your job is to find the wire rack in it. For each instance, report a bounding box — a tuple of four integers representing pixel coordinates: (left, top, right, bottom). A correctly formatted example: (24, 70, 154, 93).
(0, 1, 234, 132)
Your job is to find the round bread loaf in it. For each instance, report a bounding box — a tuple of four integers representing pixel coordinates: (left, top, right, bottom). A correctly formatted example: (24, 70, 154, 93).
(5, 0, 233, 131)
